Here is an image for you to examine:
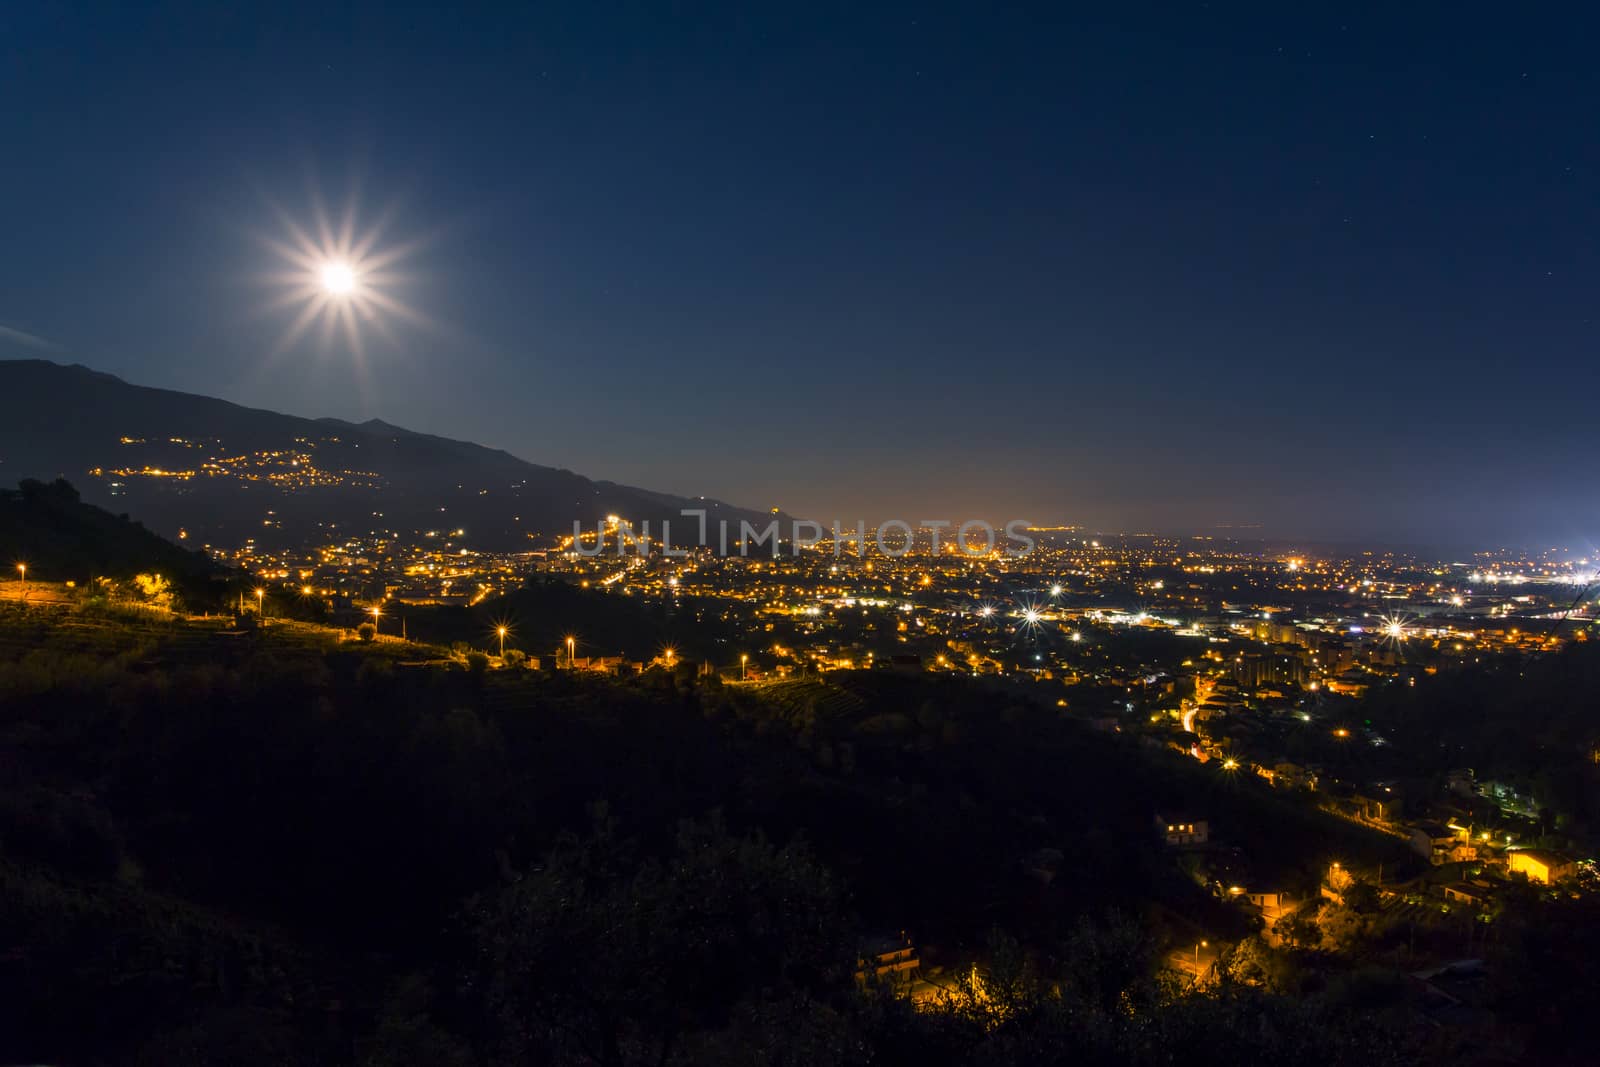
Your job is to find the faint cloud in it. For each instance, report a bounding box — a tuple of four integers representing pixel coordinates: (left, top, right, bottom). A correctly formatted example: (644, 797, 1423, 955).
(0, 322, 62, 352)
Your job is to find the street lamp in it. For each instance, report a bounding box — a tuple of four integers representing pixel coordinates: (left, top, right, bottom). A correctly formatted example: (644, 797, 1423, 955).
(369, 605, 382, 635)
(566, 635, 576, 669)
(497, 625, 508, 658)
(255, 587, 266, 624)
(1194, 939, 1208, 973)
(16, 563, 25, 602)
(741, 653, 748, 681)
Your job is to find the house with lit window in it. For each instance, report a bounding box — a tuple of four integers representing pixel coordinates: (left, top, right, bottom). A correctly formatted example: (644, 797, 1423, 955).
(856, 931, 920, 990)
(1407, 821, 1473, 865)
(1154, 813, 1209, 847)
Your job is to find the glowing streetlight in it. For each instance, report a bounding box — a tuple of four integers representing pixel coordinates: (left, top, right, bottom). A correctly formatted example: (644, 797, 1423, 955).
(369, 604, 382, 635)
(496, 625, 508, 658)
(566, 634, 576, 669)
(1049, 584, 1063, 597)
(15, 562, 25, 602)
(1194, 939, 1208, 973)
(741, 653, 749, 681)
(254, 587, 266, 623)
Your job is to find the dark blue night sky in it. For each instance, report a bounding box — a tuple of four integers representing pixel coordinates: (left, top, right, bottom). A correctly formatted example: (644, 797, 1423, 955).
(2, 2, 1596, 547)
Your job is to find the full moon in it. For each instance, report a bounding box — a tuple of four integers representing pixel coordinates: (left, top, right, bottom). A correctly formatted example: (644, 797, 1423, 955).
(257, 197, 429, 362)
(320, 261, 357, 295)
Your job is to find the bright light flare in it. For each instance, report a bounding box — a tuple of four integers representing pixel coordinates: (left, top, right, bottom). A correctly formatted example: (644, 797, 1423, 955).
(320, 261, 358, 295)
(255, 186, 437, 374)
(1380, 614, 1411, 642)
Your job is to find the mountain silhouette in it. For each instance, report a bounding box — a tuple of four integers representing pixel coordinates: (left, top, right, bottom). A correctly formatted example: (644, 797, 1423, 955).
(0, 360, 784, 551)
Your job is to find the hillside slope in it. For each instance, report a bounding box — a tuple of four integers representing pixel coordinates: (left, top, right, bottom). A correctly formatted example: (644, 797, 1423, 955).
(0, 360, 784, 551)
(0, 478, 226, 592)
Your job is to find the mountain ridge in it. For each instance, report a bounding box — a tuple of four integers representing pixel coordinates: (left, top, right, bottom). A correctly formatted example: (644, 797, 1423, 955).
(0, 359, 784, 551)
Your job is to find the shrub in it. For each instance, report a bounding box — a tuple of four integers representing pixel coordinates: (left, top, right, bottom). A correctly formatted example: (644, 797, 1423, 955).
(357, 622, 377, 643)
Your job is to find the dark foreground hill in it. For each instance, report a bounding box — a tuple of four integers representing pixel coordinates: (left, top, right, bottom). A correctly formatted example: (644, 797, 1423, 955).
(0, 359, 785, 551)
(0, 478, 227, 596)
(0, 605, 1510, 1066)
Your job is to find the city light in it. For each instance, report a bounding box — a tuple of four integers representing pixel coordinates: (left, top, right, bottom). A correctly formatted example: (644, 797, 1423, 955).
(1379, 613, 1413, 645)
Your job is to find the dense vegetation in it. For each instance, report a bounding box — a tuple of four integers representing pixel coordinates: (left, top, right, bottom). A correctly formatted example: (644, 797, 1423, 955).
(1361, 638, 1600, 836)
(2, 598, 1510, 1065)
